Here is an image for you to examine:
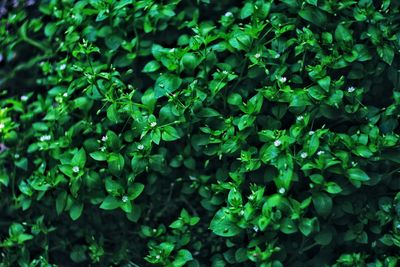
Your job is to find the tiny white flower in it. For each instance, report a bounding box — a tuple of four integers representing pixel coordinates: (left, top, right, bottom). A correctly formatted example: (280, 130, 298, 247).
(275, 53, 280, 58)
(122, 196, 129, 203)
(137, 144, 144, 150)
(63, 92, 68, 97)
(72, 166, 80, 173)
(39, 135, 51, 142)
(300, 152, 308, 159)
(0, 123, 4, 129)
(222, 70, 229, 75)
(156, 255, 161, 260)
(297, 115, 304, 121)
(278, 188, 286, 194)
(100, 146, 106, 152)
(169, 48, 175, 53)
(59, 64, 67, 70)
(254, 53, 261, 59)
(253, 225, 259, 232)
(279, 76, 287, 83)
(21, 95, 29, 101)
(224, 11, 233, 17)
(101, 135, 108, 142)
(317, 150, 325, 156)
(274, 140, 281, 147)
(347, 86, 355, 93)
(150, 121, 157, 127)
(239, 210, 244, 216)
(14, 153, 20, 159)
(351, 161, 357, 166)
(309, 130, 315, 135)
(153, 229, 157, 232)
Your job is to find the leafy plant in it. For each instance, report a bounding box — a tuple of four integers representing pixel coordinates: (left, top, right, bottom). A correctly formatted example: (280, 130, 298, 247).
(0, 0, 400, 266)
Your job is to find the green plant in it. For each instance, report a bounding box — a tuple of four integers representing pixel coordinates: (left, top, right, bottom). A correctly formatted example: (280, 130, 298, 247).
(0, 0, 400, 266)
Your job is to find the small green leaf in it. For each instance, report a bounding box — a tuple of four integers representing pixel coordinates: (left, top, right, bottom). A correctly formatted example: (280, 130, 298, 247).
(105, 35, 123, 50)
(354, 146, 373, 158)
(238, 115, 256, 131)
(325, 182, 342, 194)
(154, 74, 182, 98)
(335, 24, 353, 43)
(314, 229, 333, 245)
(347, 168, 370, 182)
(210, 209, 241, 237)
(107, 103, 119, 123)
(107, 153, 125, 176)
(70, 202, 84, 221)
(143, 60, 161, 73)
(172, 249, 193, 267)
(299, 7, 328, 27)
(162, 126, 181, 141)
(299, 218, 317, 236)
(317, 76, 331, 92)
(181, 53, 199, 71)
(377, 45, 394, 65)
(100, 195, 121, 210)
(312, 192, 332, 218)
(90, 151, 107, 161)
(240, 2, 254, 19)
(72, 148, 86, 168)
(56, 191, 67, 215)
(128, 183, 145, 200)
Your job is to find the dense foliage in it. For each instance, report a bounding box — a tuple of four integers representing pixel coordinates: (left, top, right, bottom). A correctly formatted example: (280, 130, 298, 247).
(1, 0, 400, 266)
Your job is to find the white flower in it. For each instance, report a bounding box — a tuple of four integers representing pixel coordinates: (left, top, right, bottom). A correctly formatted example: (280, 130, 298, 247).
(347, 86, 355, 93)
(100, 146, 106, 152)
(254, 53, 261, 59)
(309, 130, 315, 135)
(155, 255, 160, 260)
(274, 140, 281, 147)
(222, 70, 229, 75)
(72, 166, 80, 173)
(275, 53, 280, 58)
(59, 64, 67, 70)
(279, 76, 287, 83)
(63, 92, 68, 97)
(101, 135, 108, 142)
(253, 225, 259, 232)
(351, 161, 357, 166)
(122, 196, 129, 203)
(39, 135, 51, 142)
(239, 210, 244, 216)
(169, 48, 175, 53)
(137, 144, 144, 150)
(300, 152, 308, 159)
(317, 150, 325, 156)
(224, 11, 233, 17)
(297, 115, 304, 121)
(14, 153, 20, 159)
(20, 95, 29, 101)
(278, 188, 286, 194)
(0, 123, 4, 130)
(150, 122, 157, 127)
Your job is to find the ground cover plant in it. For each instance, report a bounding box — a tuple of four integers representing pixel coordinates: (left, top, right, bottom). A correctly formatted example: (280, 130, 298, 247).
(0, 0, 400, 266)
